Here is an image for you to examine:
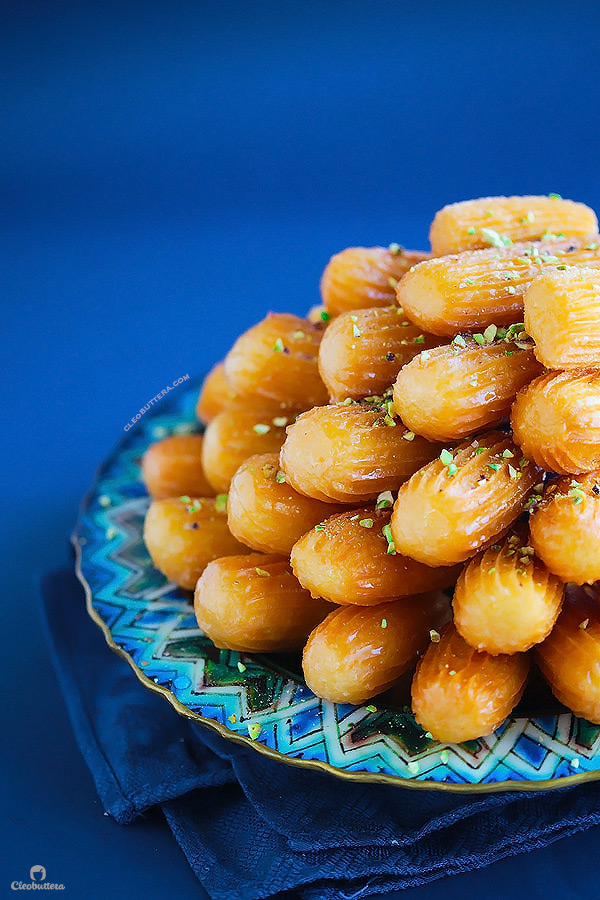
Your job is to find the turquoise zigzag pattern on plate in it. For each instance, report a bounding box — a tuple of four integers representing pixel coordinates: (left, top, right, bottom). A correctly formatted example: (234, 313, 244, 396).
(74, 377, 600, 788)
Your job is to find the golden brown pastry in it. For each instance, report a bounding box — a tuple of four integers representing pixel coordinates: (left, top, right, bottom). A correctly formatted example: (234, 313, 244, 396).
(390, 431, 542, 567)
(511, 370, 600, 475)
(227, 453, 346, 555)
(411, 623, 529, 742)
(143, 496, 247, 590)
(453, 527, 564, 655)
(194, 553, 332, 651)
(393, 334, 542, 441)
(529, 472, 600, 584)
(320, 245, 429, 316)
(290, 506, 460, 605)
(280, 400, 442, 503)
(302, 592, 450, 704)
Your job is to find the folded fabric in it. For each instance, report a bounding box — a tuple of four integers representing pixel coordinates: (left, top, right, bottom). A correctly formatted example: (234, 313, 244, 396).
(40, 566, 600, 900)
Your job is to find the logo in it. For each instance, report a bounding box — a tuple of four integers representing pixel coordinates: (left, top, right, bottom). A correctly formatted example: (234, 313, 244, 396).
(11, 865, 65, 891)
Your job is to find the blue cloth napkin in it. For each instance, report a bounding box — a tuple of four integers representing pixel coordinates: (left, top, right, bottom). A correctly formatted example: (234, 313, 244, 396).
(40, 565, 600, 900)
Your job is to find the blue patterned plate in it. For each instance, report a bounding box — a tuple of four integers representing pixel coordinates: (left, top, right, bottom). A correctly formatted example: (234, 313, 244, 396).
(74, 377, 600, 791)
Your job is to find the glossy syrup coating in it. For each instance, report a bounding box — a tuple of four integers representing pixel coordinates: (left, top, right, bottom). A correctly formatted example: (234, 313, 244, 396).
(511, 370, 600, 475)
(411, 623, 530, 742)
(227, 453, 346, 556)
(318, 305, 445, 401)
(279, 400, 442, 503)
(290, 506, 461, 605)
(201, 407, 289, 493)
(529, 472, 600, 584)
(453, 527, 564, 655)
(320, 245, 430, 316)
(195, 362, 237, 424)
(143, 497, 247, 590)
(224, 313, 328, 410)
(524, 266, 600, 369)
(141, 434, 215, 499)
(390, 431, 542, 567)
(392, 334, 543, 442)
(302, 592, 451, 704)
(429, 195, 597, 256)
(397, 237, 600, 336)
(194, 553, 332, 652)
(535, 588, 600, 723)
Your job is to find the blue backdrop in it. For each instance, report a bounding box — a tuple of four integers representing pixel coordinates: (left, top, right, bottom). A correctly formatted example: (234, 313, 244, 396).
(3, 1, 600, 896)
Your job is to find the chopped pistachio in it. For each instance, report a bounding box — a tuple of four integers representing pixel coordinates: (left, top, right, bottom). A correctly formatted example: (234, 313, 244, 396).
(215, 493, 228, 513)
(253, 423, 270, 434)
(382, 523, 396, 554)
(376, 490, 394, 509)
(247, 722, 262, 740)
(480, 227, 512, 249)
(440, 448, 454, 466)
(359, 518, 374, 528)
(483, 323, 497, 343)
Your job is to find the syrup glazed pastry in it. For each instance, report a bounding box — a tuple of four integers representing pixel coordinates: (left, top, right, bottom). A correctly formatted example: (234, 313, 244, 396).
(411, 623, 530, 743)
(429, 195, 597, 256)
(318, 305, 445, 402)
(280, 399, 442, 503)
(529, 472, 600, 585)
(511, 370, 600, 475)
(194, 553, 332, 652)
(397, 236, 600, 336)
(535, 587, 600, 724)
(392, 330, 543, 442)
(195, 361, 235, 424)
(141, 433, 215, 499)
(453, 527, 564, 655)
(524, 265, 600, 369)
(224, 313, 328, 410)
(226, 453, 346, 556)
(320, 245, 430, 316)
(302, 591, 451, 704)
(290, 505, 461, 605)
(139, 192, 600, 740)
(390, 431, 542, 567)
(143, 496, 247, 590)
(201, 406, 290, 493)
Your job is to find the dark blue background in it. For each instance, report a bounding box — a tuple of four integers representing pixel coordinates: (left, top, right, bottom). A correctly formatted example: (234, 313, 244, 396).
(3, 1, 600, 896)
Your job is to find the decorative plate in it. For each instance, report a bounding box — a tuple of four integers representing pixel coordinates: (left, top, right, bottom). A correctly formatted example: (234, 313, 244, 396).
(74, 376, 600, 792)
